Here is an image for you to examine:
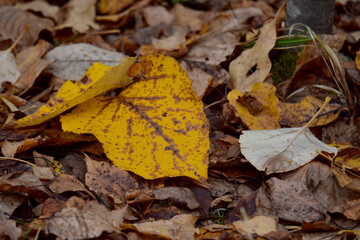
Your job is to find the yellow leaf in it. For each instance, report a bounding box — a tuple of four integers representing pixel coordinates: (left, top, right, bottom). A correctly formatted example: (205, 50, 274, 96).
(98, 0, 133, 15)
(279, 96, 343, 127)
(227, 83, 280, 130)
(12, 57, 135, 128)
(356, 50, 360, 70)
(61, 55, 209, 180)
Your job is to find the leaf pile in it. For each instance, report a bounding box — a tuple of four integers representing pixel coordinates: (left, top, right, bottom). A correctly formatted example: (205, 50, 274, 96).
(0, 0, 360, 239)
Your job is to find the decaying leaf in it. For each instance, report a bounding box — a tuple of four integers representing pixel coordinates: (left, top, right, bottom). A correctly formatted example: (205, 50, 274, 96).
(0, 44, 20, 84)
(98, 0, 134, 15)
(12, 57, 134, 128)
(239, 127, 338, 174)
(15, 0, 60, 19)
(0, 6, 53, 46)
(61, 55, 209, 180)
(280, 96, 343, 127)
(55, 0, 99, 33)
(84, 154, 138, 203)
(45, 206, 120, 239)
(44, 43, 127, 80)
(229, 16, 277, 91)
(153, 186, 200, 210)
(0, 211, 22, 240)
(227, 83, 280, 130)
(15, 40, 52, 90)
(232, 215, 277, 236)
(267, 177, 327, 223)
(131, 214, 199, 240)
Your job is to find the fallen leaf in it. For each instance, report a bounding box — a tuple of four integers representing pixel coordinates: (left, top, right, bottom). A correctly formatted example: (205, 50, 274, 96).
(142, 5, 174, 26)
(61, 55, 209, 180)
(333, 144, 360, 174)
(343, 199, 360, 221)
(15, 0, 59, 19)
(239, 127, 338, 174)
(281, 161, 360, 213)
(229, 16, 277, 91)
(44, 43, 127, 80)
(98, 0, 134, 15)
(356, 50, 360, 70)
(280, 96, 343, 127)
(131, 214, 199, 240)
(1, 140, 23, 158)
(0, 44, 20, 84)
(173, 3, 204, 32)
(267, 177, 327, 223)
(0, 211, 21, 240)
(55, 0, 99, 33)
(32, 166, 54, 181)
(84, 154, 138, 203)
(153, 186, 200, 209)
(179, 60, 213, 99)
(232, 215, 277, 236)
(14, 40, 52, 90)
(227, 83, 280, 130)
(0, 6, 53, 46)
(12, 57, 134, 128)
(45, 207, 119, 239)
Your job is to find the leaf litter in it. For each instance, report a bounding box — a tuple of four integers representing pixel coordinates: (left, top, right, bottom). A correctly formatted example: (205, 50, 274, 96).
(0, 0, 360, 239)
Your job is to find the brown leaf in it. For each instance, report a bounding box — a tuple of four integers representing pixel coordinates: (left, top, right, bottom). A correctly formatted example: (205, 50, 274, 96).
(281, 161, 360, 213)
(84, 154, 138, 203)
(14, 40, 52, 90)
(0, 211, 21, 240)
(153, 186, 200, 210)
(0, 6, 54, 46)
(266, 177, 327, 223)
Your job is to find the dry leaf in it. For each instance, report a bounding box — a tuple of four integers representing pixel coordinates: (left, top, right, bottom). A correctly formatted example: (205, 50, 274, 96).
(1, 140, 23, 158)
(14, 40, 52, 90)
(227, 83, 280, 130)
(84, 154, 138, 203)
(44, 43, 127, 80)
(356, 50, 360, 70)
(239, 127, 338, 174)
(229, 17, 277, 91)
(343, 199, 360, 221)
(143, 5, 174, 26)
(55, 0, 99, 33)
(280, 96, 343, 127)
(267, 177, 327, 223)
(0, 46, 20, 84)
(12, 57, 134, 128)
(0, 6, 53, 46)
(45, 207, 119, 239)
(61, 55, 209, 180)
(153, 187, 200, 209)
(233, 215, 277, 236)
(132, 214, 199, 240)
(281, 161, 360, 213)
(0, 211, 21, 240)
(98, 0, 134, 14)
(15, 0, 59, 19)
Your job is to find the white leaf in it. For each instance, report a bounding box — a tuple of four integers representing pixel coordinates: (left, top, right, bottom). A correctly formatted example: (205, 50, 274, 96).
(0, 50, 20, 84)
(239, 127, 338, 174)
(44, 43, 126, 80)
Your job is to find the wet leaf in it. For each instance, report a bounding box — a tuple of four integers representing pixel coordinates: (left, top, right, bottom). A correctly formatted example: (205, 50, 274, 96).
(12, 57, 134, 128)
(227, 83, 280, 130)
(61, 55, 209, 180)
(240, 127, 338, 174)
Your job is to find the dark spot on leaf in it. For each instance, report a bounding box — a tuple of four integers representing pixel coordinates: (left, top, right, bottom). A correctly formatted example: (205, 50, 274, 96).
(80, 75, 90, 85)
(247, 64, 257, 77)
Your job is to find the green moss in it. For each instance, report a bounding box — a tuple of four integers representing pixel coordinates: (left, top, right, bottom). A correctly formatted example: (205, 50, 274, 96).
(270, 49, 301, 84)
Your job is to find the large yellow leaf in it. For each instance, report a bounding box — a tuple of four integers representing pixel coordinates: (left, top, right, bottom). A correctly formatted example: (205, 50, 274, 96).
(61, 55, 209, 180)
(12, 57, 135, 128)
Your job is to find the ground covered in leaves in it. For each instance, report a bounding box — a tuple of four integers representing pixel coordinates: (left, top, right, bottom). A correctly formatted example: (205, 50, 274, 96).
(0, 0, 360, 239)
